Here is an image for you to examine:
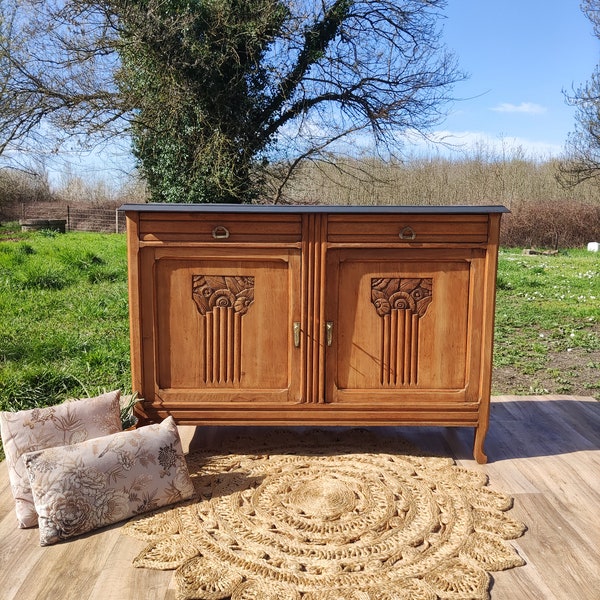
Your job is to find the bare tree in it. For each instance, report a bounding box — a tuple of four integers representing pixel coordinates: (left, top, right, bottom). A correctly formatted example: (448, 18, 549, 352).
(560, 0, 600, 186)
(0, 0, 125, 161)
(0, 0, 464, 203)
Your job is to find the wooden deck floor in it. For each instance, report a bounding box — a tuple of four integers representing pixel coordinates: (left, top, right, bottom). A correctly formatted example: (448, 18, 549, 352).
(1, 395, 598, 600)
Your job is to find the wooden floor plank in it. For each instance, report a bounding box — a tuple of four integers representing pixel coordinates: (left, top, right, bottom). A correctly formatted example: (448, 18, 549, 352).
(86, 534, 176, 600)
(9, 524, 123, 600)
(0, 462, 17, 524)
(0, 395, 598, 600)
(0, 513, 47, 600)
(510, 493, 600, 600)
(490, 547, 560, 600)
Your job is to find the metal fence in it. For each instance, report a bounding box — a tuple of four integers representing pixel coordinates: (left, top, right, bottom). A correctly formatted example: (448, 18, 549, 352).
(1, 201, 130, 233)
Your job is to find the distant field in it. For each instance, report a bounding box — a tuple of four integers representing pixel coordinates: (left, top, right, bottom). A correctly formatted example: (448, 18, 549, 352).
(0, 225, 598, 457)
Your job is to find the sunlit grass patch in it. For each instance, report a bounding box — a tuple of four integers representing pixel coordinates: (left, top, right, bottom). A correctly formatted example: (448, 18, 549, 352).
(494, 248, 600, 395)
(0, 229, 131, 417)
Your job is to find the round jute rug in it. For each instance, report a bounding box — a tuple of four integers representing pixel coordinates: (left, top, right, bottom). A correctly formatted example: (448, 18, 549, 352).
(122, 429, 526, 600)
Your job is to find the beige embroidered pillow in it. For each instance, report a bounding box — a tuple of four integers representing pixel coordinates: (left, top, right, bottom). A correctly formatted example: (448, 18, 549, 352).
(0, 390, 122, 528)
(24, 416, 195, 546)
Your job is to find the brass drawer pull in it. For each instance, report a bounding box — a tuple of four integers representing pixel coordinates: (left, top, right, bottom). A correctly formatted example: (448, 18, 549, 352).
(399, 225, 416, 240)
(212, 226, 230, 239)
(293, 322, 301, 348)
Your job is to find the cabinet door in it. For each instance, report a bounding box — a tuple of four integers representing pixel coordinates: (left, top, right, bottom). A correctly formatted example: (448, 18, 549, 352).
(139, 247, 301, 407)
(325, 248, 484, 403)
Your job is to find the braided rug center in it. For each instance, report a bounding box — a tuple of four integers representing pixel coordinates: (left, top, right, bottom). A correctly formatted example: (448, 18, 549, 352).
(123, 430, 526, 600)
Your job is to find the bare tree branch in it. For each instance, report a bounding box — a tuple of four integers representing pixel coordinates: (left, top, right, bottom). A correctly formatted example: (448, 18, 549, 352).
(559, 0, 600, 187)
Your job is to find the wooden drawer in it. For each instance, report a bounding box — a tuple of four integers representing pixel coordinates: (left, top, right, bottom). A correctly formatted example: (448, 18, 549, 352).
(138, 213, 302, 243)
(327, 214, 489, 244)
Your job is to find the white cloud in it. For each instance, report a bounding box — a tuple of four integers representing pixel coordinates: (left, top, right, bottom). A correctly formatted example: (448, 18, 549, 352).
(400, 130, 563, 159)
(491, 102, 547, 115)
(274, 119, 564, 161)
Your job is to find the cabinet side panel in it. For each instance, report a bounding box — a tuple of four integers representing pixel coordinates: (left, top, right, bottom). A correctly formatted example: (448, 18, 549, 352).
(125, 212, 143, 395)
(479, 214, 502, 411)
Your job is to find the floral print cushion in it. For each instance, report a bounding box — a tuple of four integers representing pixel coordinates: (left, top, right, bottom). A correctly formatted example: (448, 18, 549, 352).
(24, 416, 195, 546)
(0, 390, 122, 528)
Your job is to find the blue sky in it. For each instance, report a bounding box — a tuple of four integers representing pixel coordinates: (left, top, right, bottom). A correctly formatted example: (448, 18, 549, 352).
(416, 0, 600, 159)
(48, 1, 600, 186)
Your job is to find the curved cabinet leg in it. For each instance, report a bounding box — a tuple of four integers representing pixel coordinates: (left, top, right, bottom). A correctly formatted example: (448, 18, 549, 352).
(473, 426, 488, 464)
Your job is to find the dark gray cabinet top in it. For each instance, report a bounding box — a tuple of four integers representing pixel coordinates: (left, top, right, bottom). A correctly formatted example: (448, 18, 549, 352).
(120, 203, 509, 214)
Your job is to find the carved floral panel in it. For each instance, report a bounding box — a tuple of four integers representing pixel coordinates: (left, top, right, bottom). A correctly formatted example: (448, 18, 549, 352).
(371, 278, 433, 386)
(192, 275, 255, 384)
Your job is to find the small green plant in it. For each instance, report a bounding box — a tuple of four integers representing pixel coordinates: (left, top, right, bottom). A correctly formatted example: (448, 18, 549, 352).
(17, 243, 35, 255)
(18, 265, 71, 290)
(0, 368, 79, 413)
(119, 392, 140, 429)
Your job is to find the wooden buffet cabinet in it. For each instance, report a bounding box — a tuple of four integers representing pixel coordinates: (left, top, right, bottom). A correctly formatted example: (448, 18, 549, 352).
(122, 204, 508, 463)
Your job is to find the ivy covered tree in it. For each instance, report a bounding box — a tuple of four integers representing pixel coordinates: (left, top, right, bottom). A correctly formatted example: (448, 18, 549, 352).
(1, 0, 463, 203)
(561, 0, 600, 186)
(116, 0, 292, 203)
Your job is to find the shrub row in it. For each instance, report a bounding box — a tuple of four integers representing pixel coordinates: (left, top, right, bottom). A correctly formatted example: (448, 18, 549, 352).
(500, 200, 600, 249)
(3, 197, 598, 248)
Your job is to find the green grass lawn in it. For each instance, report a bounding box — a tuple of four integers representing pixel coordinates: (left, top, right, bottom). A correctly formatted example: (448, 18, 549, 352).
(494, 248, 600, 396)
(0, 225, 130, 414)
(1, 224, 599, 452)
